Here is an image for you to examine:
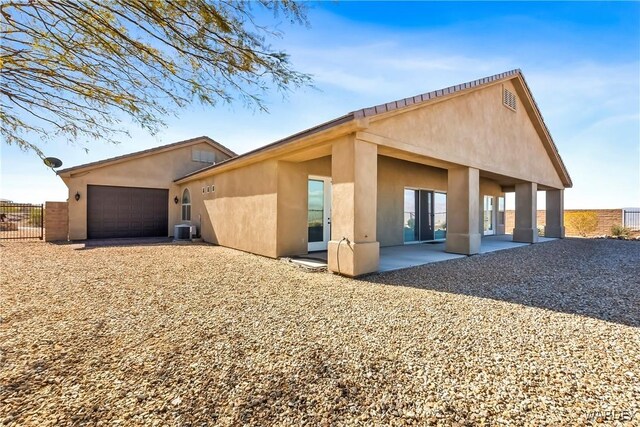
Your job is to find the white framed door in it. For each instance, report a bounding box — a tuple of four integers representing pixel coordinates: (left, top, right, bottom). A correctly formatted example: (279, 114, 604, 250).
(483, 195, 495, 235)
(308, 176, 332, 251)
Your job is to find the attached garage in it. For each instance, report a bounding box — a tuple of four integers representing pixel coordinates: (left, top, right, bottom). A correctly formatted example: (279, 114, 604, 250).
(87, 185, 169, 239)
(57, 136, 237, 240)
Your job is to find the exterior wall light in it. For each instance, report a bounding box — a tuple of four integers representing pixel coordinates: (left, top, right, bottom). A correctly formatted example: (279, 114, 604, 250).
(174, 196, 179, 204)
(74, 191, 81, 201)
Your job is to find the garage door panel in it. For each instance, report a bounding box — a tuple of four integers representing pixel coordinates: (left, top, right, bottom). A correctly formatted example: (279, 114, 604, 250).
(87, 185, 168, 239)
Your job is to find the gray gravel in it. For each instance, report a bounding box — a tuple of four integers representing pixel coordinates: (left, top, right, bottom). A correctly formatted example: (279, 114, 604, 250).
(1, 238, 638, 426)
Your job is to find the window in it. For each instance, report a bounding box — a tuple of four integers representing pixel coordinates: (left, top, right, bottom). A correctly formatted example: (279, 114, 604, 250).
(206, 186, 210, 193)
(192, 149, 215, 163)
(498, 196, 505, 226)
(181, 189, 191, 221)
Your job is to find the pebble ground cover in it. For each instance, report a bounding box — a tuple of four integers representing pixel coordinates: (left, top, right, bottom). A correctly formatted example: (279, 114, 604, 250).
(1, 238, 638, 426)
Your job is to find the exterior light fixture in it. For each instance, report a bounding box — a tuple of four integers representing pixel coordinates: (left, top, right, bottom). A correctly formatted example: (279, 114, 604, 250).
(174, 196, 179, 204)
(75, 191, 81, 201)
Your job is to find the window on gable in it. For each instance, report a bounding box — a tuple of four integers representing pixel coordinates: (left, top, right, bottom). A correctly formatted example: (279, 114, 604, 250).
(192, 149, 215, 163)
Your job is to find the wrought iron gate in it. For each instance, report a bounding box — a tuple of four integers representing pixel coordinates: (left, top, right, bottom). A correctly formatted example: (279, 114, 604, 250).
(0, 203, 44, 240)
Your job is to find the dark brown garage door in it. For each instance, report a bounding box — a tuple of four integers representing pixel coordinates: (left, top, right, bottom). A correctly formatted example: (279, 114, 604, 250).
(87, 185, 168, 239)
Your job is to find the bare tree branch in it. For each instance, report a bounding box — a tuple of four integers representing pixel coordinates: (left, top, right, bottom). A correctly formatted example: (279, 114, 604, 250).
(0, 0, 311, 158)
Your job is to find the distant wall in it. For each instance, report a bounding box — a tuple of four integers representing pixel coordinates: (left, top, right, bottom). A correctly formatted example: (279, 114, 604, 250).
(45, 201, 68, 242)
(506, 209, 623, 237)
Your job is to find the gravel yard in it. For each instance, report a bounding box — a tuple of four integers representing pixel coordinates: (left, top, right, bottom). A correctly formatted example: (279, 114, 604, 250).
(1, 238, 639, 426)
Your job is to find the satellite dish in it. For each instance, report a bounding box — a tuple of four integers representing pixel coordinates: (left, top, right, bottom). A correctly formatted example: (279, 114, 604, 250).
(43, 157, 63, 168)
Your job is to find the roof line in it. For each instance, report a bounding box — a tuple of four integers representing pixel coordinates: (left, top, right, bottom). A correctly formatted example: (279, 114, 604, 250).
(174, 69, 524, 183)
(515, 72, 573, 187)
(57, 136, 236, 175)
(352, 69, 521, 118)
(175, 113, 355, 182)
(173, 68, 569, 188)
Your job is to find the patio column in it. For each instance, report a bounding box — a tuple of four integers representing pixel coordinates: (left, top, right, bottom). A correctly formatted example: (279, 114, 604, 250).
(544, 189, 565, 238)
(513, 182, 539, 243)
(327, 137, 379, 277)
(445, 167, 481, 255)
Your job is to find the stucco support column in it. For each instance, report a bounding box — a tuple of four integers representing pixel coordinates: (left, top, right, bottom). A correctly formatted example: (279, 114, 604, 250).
(544, 189, 565, 238)
(513, 182, 539, 243)
(445, 167, 481, 255)
(327, 138, 379, 277)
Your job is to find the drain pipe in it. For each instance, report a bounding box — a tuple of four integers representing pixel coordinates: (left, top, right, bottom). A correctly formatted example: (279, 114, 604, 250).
(336, 236, 349, 275)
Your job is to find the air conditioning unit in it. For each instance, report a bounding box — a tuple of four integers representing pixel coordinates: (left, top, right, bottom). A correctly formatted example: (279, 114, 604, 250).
(174, 224, 192, 241)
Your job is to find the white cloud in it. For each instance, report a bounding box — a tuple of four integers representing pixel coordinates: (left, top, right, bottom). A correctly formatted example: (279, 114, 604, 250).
(2, 6, 638, 210)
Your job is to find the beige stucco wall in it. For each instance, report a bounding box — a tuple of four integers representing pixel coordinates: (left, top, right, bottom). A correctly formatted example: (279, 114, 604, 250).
(376, 155, 447, 246)
(192, 160, 279, 257)
(62, 141, 229, 240)
(276, 156, 332, 257)
(191, 152, 335, 258)
(190, 150, 508, 259)
(368, 80, 565, 189)
(376, 157, 505, 247)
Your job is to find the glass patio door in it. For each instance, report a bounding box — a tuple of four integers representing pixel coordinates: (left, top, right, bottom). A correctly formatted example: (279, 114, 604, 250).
(308, 176, 331, 251)
(404, 189, 446, 243)
(404, 189, 419, 242)
(484, 195, 495, 235)
(434, 192, 447, 239)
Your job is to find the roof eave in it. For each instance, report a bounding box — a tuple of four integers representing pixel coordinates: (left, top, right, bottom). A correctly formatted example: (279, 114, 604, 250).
(57, 136, 235, 177)
(512, 73, 573, 188)
(174, 113, 360, 183)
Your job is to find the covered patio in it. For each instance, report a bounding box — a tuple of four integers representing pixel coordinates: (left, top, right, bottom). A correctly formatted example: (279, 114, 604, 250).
(291, 234, 558, 273)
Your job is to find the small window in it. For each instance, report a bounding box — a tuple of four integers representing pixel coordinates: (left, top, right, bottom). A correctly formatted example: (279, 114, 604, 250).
(498, 196, 505, 225)
(206, 186, 210, 193)
(503, 87, 516, 111)
(202, 187, 205, 194)
(181, 189, 191, 221)
(211, 185, 215, 193)
(192, 149, 215, 163)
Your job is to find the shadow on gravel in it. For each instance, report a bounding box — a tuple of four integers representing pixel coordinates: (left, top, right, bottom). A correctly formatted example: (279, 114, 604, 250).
(69, 237, 212, 250)
(363, 239, 640, 328)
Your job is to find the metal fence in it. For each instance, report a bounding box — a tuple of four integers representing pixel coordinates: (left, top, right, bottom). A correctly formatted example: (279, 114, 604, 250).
(0, 203, 44, 240)
(623, 208, 640, 231)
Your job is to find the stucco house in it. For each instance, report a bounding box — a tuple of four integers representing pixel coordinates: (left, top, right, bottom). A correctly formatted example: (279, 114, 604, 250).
(58, 69, 571, 276)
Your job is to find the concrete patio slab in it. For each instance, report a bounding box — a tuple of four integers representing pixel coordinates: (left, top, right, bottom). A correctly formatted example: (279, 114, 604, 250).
(294, 235, 558, 274)
(479, 234, 558, 254)
(378, 243, 465, 272)
(479, 234, 530, 253)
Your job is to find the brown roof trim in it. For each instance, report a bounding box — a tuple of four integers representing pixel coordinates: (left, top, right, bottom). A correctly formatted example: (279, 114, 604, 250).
(515, 72, 573, 187)
(352, 69, 521, 119)
(175, 70, 527, 183)
(174, 113, 354, 182)
(175, 69, 570, 188)
(57, 136, 237, 175)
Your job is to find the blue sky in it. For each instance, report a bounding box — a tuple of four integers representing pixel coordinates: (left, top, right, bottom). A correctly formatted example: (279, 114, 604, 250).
(1, 1, 639, 209)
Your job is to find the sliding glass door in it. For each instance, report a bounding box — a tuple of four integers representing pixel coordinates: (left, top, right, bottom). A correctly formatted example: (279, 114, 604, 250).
(404, 189, 419, 242)
(434, 192, 447, 240)
(404, 189, 446, 243)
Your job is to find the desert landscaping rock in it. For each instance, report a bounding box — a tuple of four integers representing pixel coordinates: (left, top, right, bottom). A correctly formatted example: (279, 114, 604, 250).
(1, 239, 638, 426)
